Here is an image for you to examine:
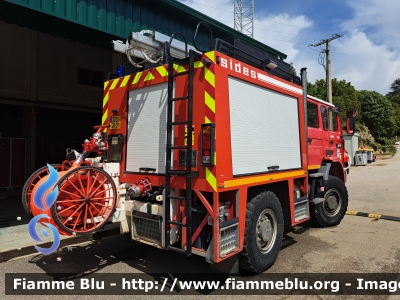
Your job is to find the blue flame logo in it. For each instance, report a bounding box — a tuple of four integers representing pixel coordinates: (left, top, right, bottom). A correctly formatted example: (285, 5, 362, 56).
(28, 164, 61, 255)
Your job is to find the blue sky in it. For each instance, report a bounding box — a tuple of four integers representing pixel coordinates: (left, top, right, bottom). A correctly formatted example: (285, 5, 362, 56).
(178, 0, 400, 95)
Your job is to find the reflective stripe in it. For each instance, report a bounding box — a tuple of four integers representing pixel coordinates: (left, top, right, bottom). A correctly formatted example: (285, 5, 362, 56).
(102, 92, 109, 108)
(308, 165, 321, 170)
(110, 78, 119, 90)
(144, 71, 155, 81)
(120, 75, 131, 87)
(194, 61, 204, 68)
(204, 67, 215, 87)
(133, 72, 143, 84)
(156, 66, 168, 77)
(205, 51, 215, 63)
(206, 167, 217, 191)
(173, 64, 186, 73)
(205, 91, 215, 113)
(102, 109, 108, 125)
(224, 170, 306, 188)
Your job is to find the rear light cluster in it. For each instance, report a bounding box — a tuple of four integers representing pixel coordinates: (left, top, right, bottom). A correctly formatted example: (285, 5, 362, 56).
(201, 123, 215, 165)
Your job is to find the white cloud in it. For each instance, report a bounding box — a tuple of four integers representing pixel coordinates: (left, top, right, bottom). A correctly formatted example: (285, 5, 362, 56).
(333, 30, 400, 94)
(178, 0, 400, 94)
(253, 14, 313, 61)
(340, 0, 400, 48)
(179, 0, 313, 62)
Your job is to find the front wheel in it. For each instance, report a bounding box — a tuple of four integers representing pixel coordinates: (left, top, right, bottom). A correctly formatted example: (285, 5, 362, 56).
(310, 175, 348, 227)
(239, 190, 283, 273)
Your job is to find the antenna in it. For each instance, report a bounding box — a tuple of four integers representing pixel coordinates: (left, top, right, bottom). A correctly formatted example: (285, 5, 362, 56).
(234, 0, 254, 38)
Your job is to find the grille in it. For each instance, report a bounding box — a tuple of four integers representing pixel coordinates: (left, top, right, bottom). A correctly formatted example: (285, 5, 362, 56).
(179, 150, 197, 167)
(219, 220, 239, 257)
(294, 198, 309, 222)
(132, 210, 162, 245)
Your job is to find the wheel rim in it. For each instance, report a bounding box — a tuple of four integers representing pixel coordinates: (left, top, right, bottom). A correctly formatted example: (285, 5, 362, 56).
(323, 188, 342, 216)
(256, 208, 277, 254)
(53, 167, 116, 234)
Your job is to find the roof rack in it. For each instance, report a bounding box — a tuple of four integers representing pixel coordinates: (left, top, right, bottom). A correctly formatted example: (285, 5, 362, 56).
(111, 30, 200, 68)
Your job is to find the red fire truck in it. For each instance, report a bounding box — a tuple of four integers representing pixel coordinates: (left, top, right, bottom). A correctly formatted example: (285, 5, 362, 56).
(23, 23, 356, 273)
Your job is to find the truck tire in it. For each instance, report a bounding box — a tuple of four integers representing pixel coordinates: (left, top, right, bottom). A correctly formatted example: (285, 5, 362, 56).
(239, 190, 284, 273)
(310, 175, 348, 227)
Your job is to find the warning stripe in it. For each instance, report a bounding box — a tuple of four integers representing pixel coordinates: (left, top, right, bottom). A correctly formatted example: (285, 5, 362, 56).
(101, 60, 207, 134)
(102, 63, 194, 128)
(102, 78, 122, 130)
(202, 51, 217, 192)
(346, 211, 400, 222)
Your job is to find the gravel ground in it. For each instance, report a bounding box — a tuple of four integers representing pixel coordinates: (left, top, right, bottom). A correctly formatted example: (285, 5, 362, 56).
(345, 146, 400, 216)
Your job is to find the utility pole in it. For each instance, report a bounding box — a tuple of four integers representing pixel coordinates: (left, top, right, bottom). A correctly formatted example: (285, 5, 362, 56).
(310, 34, 343, 104)
(234, 0, 254, 38)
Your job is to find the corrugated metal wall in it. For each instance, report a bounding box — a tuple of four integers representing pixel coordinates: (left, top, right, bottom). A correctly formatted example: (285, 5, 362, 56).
(5, 0, 286, 57)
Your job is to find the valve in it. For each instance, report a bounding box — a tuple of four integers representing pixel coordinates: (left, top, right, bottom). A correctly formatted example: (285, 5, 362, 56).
(74, 125, 109, 166)
(127, 178, 152, 199)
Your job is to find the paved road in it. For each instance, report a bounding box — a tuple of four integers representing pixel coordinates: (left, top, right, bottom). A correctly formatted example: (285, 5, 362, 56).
(1, 148, 400, 299)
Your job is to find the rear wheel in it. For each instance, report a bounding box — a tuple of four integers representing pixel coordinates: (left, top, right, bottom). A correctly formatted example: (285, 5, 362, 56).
(239, 190, 283, 273)
(310, 175, 348, 227)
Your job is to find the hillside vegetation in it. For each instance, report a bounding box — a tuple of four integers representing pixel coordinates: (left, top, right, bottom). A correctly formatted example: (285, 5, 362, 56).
(307, 78, 400, 157)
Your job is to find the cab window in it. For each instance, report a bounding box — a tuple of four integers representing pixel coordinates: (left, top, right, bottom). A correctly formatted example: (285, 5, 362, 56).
(307, 102, 318, 128)
(320, 106, 328, 130)
(330, 112, 339, 132)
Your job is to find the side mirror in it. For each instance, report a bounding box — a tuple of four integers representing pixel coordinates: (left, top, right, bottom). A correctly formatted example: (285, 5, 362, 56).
(346, 118, 355, 134)
(346, 110, 358, 134)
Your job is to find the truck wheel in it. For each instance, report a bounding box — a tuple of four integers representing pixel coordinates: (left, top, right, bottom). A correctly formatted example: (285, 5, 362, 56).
(310, 175, 348, 227)
(239, 190, 283, 273)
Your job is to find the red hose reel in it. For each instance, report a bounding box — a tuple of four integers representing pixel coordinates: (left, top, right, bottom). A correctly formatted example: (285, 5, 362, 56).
(23, 125, 117, 236)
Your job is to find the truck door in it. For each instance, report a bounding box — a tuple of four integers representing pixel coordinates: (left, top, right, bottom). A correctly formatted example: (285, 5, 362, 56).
(307, 100, 324, 169)
(320, 105, 331, 158)
(329, 110, 343, 161)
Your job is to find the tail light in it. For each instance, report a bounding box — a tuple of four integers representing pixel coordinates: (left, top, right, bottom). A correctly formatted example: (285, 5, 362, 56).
(201, 123, 215, 165)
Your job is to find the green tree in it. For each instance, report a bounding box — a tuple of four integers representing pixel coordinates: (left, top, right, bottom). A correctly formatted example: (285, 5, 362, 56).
(386, 78, 400, 97)
(357, 90, 396, 138)
(307, 79, 326, 100)
(391, 102, 400, 137)
(307, 78, 360, 122)
(389, 92, 400, 105)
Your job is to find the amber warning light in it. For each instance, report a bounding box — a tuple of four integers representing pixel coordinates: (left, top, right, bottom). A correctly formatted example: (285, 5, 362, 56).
(201, 123, 215, 165)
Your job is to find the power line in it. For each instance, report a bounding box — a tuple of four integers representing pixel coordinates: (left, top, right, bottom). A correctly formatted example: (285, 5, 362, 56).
(219, 18, 320, 39)
(255, 35, 312, 46)
(255, 27, 319, 39)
